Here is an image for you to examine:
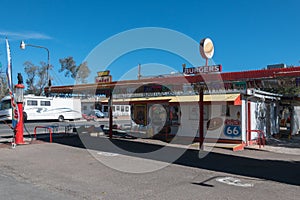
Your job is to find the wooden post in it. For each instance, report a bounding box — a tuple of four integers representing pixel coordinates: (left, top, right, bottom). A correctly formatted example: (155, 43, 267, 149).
(109, 91, 113, 139)
(199, 86, 204, 150)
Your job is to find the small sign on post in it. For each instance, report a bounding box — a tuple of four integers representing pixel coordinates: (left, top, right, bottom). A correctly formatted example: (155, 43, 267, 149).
(95, 70, 112, 83)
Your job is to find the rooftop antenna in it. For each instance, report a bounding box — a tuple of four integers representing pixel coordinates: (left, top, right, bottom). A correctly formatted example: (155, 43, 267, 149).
(138, 63, 141, 80)
(182, 63, 186, 74)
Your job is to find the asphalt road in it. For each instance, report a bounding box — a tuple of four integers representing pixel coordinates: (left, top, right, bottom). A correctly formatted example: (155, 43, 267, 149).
(0, 134, 299, 200)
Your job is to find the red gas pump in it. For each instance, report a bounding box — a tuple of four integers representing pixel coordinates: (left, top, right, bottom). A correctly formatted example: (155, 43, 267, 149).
(14, 73, 25, 145)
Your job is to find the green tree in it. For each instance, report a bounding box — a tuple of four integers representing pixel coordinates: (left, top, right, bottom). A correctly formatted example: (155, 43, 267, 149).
(262, 78, 300, 97)
(59, 57, 90, 83)
(268, 86, 300, 96)
(23, 61, 52, 95)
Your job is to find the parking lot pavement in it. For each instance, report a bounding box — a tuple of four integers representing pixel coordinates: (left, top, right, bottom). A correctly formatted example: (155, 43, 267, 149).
(96, 133, 300, 156)
(0, 135, 300, 200)
(0, 173, 76, 200)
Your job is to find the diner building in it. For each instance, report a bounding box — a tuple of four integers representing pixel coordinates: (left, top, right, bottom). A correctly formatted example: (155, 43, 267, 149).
(45, 65, 300, 148)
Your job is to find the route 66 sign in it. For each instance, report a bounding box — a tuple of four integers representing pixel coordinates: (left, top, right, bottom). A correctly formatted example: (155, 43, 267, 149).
(224, 125, 241, 138)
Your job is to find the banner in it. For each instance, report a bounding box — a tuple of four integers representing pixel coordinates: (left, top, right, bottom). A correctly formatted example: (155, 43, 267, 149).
(6, 38, 19, 128)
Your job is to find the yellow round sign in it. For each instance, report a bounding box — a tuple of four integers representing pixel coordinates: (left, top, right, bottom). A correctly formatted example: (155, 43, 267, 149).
(200, 38, 214, 59)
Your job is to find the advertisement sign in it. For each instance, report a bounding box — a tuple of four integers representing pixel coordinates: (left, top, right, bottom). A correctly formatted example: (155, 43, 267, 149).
(95, 75, 112, 83)
(224, 119, 241, 138)
(184, 64, 222, 74)
(97, 70, 110, 77)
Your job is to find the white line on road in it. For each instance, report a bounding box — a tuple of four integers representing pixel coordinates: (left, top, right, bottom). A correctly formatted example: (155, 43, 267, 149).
(216, 177, 254, 187)
(97, 151, 119, 157)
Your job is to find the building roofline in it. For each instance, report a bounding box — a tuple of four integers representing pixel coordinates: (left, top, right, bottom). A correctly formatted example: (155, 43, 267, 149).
(45, 66, 300, 94)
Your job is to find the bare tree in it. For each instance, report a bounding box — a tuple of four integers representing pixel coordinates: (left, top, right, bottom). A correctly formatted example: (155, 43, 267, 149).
(23, 61, 52, 95)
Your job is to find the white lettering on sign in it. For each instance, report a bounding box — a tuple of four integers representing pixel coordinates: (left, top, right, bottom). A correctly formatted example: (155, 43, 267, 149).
(184, 65, 222, 74)
(95, 75, 112, 83)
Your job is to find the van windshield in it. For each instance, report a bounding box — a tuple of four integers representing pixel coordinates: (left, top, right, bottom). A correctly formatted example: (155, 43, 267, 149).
(0, 99, 12, 110)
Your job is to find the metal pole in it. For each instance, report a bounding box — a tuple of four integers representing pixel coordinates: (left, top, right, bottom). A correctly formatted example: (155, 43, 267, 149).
(23, 43, 50, 86)
(199, 86, 204, 150)
(138, 64, 141, 80)
(109, 91, 113, 139)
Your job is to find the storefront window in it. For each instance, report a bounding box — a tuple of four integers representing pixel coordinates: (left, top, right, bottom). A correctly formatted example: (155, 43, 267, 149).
(132, 104, 147, 126)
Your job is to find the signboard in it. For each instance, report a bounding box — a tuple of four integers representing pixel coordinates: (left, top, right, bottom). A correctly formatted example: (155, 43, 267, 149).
(224, 119, 241, 138)
(200, 38, 214, 59)
(95, 70, 112, 83)
(232, 81, 247, 90)
(184, 64, 222, 74)
(97, 70, 110, 77)
(95, 75, 112, 83)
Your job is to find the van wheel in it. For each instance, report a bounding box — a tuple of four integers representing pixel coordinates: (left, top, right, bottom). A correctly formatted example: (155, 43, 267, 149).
(23, 112, 27, 122)
(58, 115, 64, 122)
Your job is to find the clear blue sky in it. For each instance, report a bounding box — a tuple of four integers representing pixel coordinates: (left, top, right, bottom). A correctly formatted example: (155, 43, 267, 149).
(0, 0, 300, 86)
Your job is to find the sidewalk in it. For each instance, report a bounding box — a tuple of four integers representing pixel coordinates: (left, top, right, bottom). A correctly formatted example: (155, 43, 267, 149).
(244, 134, 300, 155)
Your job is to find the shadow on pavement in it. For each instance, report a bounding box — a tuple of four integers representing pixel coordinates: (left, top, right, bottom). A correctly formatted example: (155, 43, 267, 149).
(37, 133, 300, 186)
(266, 136, 300, 149)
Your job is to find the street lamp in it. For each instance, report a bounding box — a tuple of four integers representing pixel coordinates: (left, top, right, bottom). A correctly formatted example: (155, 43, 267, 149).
(20, 40, 51, 87)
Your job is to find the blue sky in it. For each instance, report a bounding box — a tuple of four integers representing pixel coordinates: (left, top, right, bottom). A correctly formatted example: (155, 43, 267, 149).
(0, 0, 300, 86)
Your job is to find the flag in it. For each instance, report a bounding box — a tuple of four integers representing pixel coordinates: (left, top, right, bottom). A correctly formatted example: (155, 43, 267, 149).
(6, 38, 19, 128)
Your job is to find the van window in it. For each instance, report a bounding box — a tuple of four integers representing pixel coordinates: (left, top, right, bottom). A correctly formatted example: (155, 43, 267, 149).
(41, 101, 51, 106)
(27, 100, 38, 106)
(0, 100, 12, 110)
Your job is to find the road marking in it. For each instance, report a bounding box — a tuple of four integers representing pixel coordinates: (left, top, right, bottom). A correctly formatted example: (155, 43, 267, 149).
(216, 177, 254, 187)
(97, 151, 119, 157)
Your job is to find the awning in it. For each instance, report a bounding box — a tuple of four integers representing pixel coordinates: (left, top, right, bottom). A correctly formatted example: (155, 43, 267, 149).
(169, 94, 241, 105)
(102, 93, 242, 105)
(101, 96, 172, 103)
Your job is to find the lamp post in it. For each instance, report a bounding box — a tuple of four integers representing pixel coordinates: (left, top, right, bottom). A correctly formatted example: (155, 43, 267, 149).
(20, 40, 51, 87)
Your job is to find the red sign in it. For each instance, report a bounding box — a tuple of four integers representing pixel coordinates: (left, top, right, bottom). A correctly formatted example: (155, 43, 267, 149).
(224, 119, 241, 126)
(184, 64, 222, 74)
(95, 75, 112, 83)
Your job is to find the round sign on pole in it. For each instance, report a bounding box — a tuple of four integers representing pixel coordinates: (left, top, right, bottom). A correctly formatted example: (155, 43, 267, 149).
(200, 38, 214, 60)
